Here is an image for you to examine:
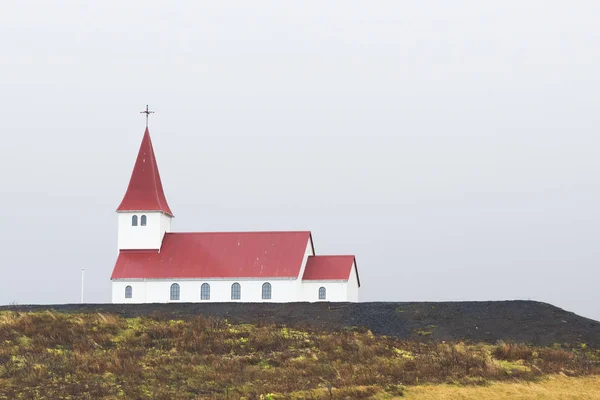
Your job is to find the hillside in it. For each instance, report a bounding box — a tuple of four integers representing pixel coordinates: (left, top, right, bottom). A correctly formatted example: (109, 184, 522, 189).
(1, 309, 599, 399)
(3, 301, 600, 347)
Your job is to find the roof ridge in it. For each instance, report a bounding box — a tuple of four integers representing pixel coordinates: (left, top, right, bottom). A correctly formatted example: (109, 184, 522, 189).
(147, 129, 162, 210)
(166, 231, 311, 235)
(309, 255, 355, 258)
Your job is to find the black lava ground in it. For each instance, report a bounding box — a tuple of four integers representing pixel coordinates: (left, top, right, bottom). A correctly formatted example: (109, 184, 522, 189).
(3, 301, 600, 348)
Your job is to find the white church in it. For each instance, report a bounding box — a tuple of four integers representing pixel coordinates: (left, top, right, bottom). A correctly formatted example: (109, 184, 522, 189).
(110, 126, 360, 303)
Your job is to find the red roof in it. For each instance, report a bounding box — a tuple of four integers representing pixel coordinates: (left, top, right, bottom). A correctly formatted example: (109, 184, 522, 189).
(302, 255, 360, 286)
(111, 231, 312, 279)
(116, 128, 173, 217)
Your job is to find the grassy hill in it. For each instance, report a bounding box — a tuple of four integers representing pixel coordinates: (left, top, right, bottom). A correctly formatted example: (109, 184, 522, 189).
(4, 301, 600, 347)
(1, 307, 599, 399)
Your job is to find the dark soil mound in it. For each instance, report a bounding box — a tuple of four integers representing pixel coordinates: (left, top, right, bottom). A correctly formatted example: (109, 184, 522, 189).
(3, 301, 599, 347)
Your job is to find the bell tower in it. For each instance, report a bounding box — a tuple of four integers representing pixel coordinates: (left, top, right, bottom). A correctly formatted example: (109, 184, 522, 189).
(116, 126, 174, 250)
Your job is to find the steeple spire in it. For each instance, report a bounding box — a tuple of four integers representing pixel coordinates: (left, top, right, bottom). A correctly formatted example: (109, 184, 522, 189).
(116, 128, 174, 217)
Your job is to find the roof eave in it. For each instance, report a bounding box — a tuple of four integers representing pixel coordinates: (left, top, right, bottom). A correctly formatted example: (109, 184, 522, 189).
(116, 209, 174, 218)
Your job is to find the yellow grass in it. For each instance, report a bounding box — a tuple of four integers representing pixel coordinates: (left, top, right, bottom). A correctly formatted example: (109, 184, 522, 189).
(401, 375, 600, 400)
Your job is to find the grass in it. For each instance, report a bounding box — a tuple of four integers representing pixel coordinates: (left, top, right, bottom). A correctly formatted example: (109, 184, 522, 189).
(402, 375, 600, 399)
(0, 311, 599, 399)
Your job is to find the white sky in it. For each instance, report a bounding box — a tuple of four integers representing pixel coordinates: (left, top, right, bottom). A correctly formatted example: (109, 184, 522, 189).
(1, 1, 599, 320)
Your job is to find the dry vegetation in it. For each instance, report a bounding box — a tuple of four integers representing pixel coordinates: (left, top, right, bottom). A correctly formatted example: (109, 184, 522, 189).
(403, 375, 600, 399)
(0, 311, 599, 399)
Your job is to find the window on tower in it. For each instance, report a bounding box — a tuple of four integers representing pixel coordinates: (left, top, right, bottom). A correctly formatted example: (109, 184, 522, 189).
(132, 215, 138, 226)
(262, 282, 272, 300)
(141, 215, 147, 226)
(231, 283, 241, 300)
(201, 283, 210, 300)
(125, 285, 132, 299)
(170, 283, 180, 301)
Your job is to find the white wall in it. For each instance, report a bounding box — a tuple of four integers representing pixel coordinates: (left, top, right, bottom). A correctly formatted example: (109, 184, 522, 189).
(112, 279, 300, 303)
(117, 212, 172, 250)
(299, 280, 350, 302)
(346, 261, 359, 302)
(113, 277, 359, 303)
(294, 237, 315, 299)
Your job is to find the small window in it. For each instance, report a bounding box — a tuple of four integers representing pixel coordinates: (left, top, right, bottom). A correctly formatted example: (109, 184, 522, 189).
(319, 286, 326, 300)
(132, 215, 138, 226)
(231, 283, 241, 300)
(140, 215, 147, 226)
(201, 283, 210, 300)
(262, 282, 271, 300)
(170, 283, 180, 301)
(125, 285, 132, 299)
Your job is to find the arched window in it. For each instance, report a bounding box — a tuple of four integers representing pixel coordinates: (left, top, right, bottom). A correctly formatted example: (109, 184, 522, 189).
(140, 215, 147, 226)
(125, 285, 132, 299)
(262, 282, 272, 300)
(319, 286, 326, 300)
(201, 283, 210, 300)
(170, 283, 180, 300)
(132, 215, 138, 226)
(231, 283, 241, 300)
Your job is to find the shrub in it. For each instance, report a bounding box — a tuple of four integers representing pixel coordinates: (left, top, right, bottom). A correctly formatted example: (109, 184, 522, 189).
(493, 342, 534, 361)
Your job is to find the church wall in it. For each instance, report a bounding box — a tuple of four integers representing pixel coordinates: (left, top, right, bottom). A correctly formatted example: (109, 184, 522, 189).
(159, 213, 172, 237)
(112, 281, 144, 304)
(294, 238, 315, 299)
(117, 212, 171, 250)
(112, 277, 358, 303)
(112, 279, 302, 303)
(346, 261, 360, 302)
(299, 280, 350, 302)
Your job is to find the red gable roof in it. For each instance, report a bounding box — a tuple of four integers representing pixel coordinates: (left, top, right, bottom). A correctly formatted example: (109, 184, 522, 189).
(302, 255, 360, 286)
(111, 231, 312, 279)
(117, 128, 173, 217)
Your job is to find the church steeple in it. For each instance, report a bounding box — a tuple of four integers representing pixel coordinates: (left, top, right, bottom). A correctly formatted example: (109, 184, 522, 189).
(117, 128, 173, 217)
(116, 127, 174, 251)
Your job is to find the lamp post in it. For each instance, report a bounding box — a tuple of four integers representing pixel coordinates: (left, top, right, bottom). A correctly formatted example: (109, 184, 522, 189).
(81, 268, 85, 304)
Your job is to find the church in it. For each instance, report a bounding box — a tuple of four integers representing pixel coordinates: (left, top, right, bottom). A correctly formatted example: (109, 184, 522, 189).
(110, 126, 360, 303)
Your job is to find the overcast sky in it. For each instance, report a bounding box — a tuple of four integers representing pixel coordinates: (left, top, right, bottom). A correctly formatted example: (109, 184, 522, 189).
(1, 1, 599, 320)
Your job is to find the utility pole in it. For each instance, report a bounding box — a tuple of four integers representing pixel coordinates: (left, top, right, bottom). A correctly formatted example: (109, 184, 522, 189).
(81, 268, 85, 304)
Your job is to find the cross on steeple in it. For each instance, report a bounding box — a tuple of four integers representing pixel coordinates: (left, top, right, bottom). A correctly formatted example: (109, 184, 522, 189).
(140, 105, 154, 128)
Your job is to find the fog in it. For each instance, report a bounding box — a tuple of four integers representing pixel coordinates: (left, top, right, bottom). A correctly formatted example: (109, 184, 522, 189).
(0, 1, 598, 320)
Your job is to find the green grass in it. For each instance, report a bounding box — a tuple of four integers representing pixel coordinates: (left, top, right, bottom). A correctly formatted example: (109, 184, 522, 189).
(0, 311, 599, 399)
